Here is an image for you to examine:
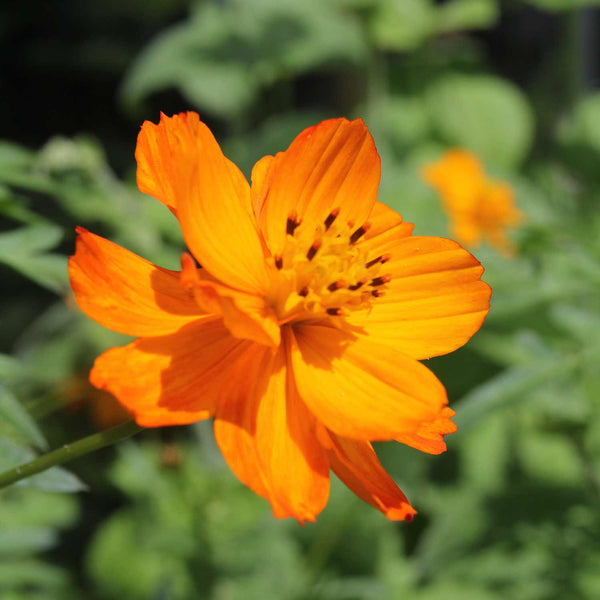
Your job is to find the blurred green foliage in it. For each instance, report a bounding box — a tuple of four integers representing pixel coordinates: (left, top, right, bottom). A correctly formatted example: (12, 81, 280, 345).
(2, 0, 600, 598)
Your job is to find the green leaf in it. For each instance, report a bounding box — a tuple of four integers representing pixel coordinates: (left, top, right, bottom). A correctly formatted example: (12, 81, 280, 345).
(0, 224, 67, 293)
(369, 0, 435, 51)
(0, 224, 62, 256)
(0, 387, 47, 449)
(0, 528, 57, 558)
(0, 142, 34, 170)
(122, 0, 366, 117)
(559, 93, 600, 154)
(426, 74, 534, 169)
(525, 0, 600, 10)
(0, 355, 27, 384)
(1, 254, 69, 294)
(435, 0, 498, 33)
(0, 558, 70, 591)
(0, 439, 86, 493)
(454, 355, 581, 431)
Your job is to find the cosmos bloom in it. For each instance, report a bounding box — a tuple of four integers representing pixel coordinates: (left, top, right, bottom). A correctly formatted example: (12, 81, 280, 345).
(422, 149, 523, 255)
(69, 113, 491, 523)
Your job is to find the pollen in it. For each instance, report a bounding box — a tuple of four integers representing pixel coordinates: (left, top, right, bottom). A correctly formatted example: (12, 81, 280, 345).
(267, 210, 391, 322)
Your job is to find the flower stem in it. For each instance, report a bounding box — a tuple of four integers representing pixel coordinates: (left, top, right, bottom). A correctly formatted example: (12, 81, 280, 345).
(0, 420, 145, 490)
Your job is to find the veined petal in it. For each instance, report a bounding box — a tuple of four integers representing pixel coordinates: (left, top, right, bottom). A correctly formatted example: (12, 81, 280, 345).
(290, 323, 449, 441)
(180, 253, 280, 347)
(350, 236, 491, 360)
(90, 319, 245, 427)
(68, 227, 205, 337)
(254, 118, 380, 255)
(250, 154, 277, 218)
(327, 433, 416, 521)
(360, 201, 414, 255)
(137, 112, 270, 294)
(136, 112, 251, 215)
(215, 340, 330, 523)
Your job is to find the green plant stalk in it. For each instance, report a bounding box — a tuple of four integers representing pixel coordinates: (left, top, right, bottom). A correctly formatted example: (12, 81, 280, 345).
(0, 420, 145, 490)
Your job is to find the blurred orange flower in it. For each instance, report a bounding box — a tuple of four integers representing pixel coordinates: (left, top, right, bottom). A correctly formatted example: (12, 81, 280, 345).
(69, 113, 491, 523)
(422, 149, 523, 255)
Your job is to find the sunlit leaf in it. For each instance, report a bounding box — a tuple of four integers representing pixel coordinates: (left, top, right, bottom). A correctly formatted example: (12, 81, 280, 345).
(426, 74, 534, 169)
(0, 386, 47, 449)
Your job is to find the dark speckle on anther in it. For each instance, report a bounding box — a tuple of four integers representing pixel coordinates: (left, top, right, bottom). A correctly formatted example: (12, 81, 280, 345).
(350, 222, 371, 244)
(286, 212, 300, 235)
(306, 240, 322, 261)
(324, 208, 340, 231)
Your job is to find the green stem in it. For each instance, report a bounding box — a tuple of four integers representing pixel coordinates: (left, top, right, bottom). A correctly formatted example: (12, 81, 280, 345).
(0, 420, 145, 490)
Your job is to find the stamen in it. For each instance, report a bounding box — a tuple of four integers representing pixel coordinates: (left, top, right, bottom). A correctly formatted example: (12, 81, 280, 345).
(298, 286, 309, 297)
(349, 222, 372, 244)
(365, 253, 391, 269)
(348, 278, 367, 291)
(371, 290, 385, 298)
(324, 208, 341, 231)
(327, 279, 345, 292)
(275, 255, 283, 269)
(306, 239, 322, 261)
(326, 308, 342, 316)
(366, 255, 383, 269)
(286, 211, 300, 236)
(370, 274, 391, 287)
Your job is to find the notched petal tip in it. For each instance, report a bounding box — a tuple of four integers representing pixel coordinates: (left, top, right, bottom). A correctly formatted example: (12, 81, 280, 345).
(327, 433, 417, 522)
(396, 406, 457, 455)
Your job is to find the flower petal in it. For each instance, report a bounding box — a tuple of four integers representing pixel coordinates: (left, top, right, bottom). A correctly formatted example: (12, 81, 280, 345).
(290, 323, 450, 441)
(215, 340, 330, 522)
(137, 112, 270, 294)
(90, 319, 246, 427)
(395, 406, 457, 455)
(68, 227, 205, 337)
(350, 236, 491, 360)
(327, 432, 416, 521)
(180, 253, 280, 347)
(360, 201, 414, 255)
(254, 118, 380, 254)
(421, 149, 484, 209)
(136, 112, 251, 215)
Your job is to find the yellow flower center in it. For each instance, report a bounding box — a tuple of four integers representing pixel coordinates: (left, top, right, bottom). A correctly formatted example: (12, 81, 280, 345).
(266, 208, 391, 323)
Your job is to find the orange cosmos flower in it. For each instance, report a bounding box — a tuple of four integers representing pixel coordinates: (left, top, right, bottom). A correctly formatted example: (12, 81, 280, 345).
(69, 113, 491, 523)
(422, 149, 523, 255)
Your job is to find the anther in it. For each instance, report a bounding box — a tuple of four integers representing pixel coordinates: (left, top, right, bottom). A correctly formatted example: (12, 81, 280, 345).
(365, 253, 391, 269)
(286, 211, 300, 236)
(274, 255, 283, 269)
(349, 222, 371, 244)
(370, 274, 391, 287)
(371, 290, 385, 298)
(324, 208, 341, 231)
(366, 255, 383, 269)
(348, 278, 367, 291)
(327, 279, 345, 292)
(298, 286, 309, 297)
(306, 239, 322, 261)
(326, 308, 342, 316)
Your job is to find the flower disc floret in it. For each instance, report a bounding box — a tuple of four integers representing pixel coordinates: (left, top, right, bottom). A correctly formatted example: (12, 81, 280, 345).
(267, 209, 390, 322)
